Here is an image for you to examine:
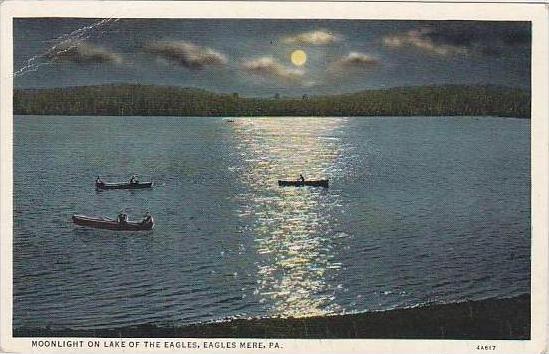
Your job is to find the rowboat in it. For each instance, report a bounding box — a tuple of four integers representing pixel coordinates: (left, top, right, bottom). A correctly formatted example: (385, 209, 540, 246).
(278, 180, 329, 188)
(72, 214, 154, 231)
(96, 181, 153, 190)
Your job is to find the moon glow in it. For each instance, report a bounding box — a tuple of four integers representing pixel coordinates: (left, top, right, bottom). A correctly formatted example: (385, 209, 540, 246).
(290, 50, 307, 66)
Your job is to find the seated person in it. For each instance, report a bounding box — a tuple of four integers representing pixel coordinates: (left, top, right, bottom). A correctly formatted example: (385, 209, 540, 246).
(117, 213, 128, 224)
(141, 213, 152, 224)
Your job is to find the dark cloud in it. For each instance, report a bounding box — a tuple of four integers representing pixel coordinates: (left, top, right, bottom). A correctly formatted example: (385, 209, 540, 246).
(383, 22, 530, 57)
(45, 40, 122, 64)
(143, 41, 227, 69)
(426, 22, 530, 46)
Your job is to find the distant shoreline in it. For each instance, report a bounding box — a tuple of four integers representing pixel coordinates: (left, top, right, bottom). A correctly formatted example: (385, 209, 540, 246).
(13, 84, 530, 119)
(14, 294, 530, 339)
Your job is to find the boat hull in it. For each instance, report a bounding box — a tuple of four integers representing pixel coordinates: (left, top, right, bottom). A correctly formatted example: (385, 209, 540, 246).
(72, 215, 154, 231)
(278, 180, 329, 188)
(96, 181, 153, 190)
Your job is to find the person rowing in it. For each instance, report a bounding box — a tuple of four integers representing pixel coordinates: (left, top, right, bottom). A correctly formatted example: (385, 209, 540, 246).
(117, 212, 128, 224)
(96, 176, 103, 185)
(141, 212, 153, 225)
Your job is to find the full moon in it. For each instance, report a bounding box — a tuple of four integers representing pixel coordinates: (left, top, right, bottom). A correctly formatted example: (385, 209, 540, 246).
(290, 50, 307, 66)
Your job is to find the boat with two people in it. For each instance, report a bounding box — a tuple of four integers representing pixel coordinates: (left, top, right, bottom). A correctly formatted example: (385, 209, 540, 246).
(95, 175, 153, 190)
(278, 174, 329, 188)
(72, 211, 154, 231)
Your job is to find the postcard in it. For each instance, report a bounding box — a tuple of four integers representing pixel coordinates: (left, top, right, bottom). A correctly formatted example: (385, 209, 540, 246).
(0, 1, 547, 353)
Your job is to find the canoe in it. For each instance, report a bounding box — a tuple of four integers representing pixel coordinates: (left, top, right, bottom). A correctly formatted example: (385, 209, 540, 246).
(72, 214, 154, 231)
(278, 180, 329, 188)
(96, 181, 153, 190)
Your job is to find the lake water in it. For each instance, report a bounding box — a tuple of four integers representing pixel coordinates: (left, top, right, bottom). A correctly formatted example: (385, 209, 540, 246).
(13, 116, 530, 330)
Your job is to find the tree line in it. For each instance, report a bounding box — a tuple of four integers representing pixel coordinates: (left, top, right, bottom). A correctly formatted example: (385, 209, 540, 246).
(13, 84, 530, 118)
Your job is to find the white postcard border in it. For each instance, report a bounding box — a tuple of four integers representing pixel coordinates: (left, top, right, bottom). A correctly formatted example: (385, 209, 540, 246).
(1, 2, 547, 353)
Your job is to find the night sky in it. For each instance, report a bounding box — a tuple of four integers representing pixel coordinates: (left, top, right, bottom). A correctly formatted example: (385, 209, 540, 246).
(14, 19, 531, 97)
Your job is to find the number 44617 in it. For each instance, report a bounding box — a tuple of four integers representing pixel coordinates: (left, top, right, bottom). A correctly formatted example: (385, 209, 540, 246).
(477, 345, 496, 350)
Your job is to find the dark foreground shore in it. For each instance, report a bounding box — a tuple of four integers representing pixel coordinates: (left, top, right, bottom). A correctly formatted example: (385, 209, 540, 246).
(14, 294, 529, 339)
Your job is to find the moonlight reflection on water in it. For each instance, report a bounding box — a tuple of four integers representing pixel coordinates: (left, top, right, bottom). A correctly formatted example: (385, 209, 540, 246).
(231, 118, 350, 317)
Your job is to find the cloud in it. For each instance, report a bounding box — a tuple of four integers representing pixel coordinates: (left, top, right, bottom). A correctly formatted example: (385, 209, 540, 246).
(383, 29, 467, 56)
(383, 22, 530, 57)
(282, 30, 341, 45)
(45, 40, 122, 64)
(143, 41, 227, 69)
(332, 52, 380, 69)
(16, 18, 121, 76)
(242, 57, 304, 82)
